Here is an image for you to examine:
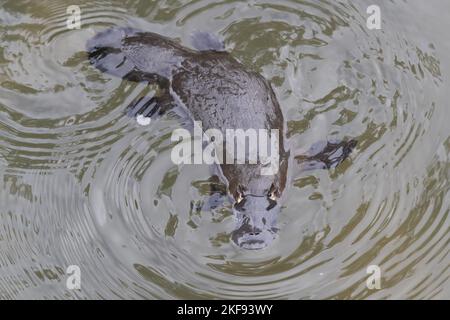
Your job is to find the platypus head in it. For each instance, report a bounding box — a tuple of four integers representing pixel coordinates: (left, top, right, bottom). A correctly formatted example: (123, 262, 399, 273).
(230, 183, 280, 250)
(223, 157, 288, 250)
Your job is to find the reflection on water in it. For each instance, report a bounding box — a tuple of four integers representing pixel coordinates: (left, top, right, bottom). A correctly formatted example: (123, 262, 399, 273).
(0, 0, 449, 299)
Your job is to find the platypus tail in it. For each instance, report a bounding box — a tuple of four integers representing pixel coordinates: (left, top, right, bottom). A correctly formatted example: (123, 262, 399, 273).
(87, 27, 190, 119)
(86, 27, 189, 83)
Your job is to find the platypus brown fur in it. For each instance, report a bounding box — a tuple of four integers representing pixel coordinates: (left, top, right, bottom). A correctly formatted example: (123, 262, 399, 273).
(87, 27, 356, 249)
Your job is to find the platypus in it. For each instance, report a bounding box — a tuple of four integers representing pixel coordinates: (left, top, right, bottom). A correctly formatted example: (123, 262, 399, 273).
(87, 28, 356, 249)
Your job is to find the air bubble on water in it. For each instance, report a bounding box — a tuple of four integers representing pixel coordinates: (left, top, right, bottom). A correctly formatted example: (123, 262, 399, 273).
(136, 114, 151, 126)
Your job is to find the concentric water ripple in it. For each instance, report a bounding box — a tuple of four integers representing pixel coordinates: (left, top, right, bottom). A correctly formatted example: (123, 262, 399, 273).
(0, 0, 448, 299)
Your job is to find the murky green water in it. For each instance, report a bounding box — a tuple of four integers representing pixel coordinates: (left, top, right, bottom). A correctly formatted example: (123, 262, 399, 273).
(0, 0, 448, 299)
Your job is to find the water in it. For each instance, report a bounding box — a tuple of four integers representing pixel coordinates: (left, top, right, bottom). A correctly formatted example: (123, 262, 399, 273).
(0, 0, 448, 299)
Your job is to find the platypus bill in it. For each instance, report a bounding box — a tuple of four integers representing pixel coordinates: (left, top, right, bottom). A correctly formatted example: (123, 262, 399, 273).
(87, 27, 357, 250)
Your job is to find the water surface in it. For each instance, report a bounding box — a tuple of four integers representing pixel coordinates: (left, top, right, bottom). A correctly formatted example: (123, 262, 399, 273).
(0, 0, 449, 299)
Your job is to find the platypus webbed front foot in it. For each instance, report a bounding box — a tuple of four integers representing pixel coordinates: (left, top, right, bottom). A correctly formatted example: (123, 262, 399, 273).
(126, 95, 158, 118)
(125, 91, 174, 122)
(295, 139, 357, 171)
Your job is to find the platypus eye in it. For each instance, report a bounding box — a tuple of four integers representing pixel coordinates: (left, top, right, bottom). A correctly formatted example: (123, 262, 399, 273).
(236, 192, 244, 204)
(268, 192, 277, 201)
(267, 184, 278, 201)
(236, 185, 246, 204)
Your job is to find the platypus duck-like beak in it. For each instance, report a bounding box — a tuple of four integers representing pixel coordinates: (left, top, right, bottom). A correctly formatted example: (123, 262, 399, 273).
(231, 195, 280, 250)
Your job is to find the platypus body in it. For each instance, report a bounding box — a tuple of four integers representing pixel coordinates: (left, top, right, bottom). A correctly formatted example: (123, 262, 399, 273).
(87, 28, 356, 249)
